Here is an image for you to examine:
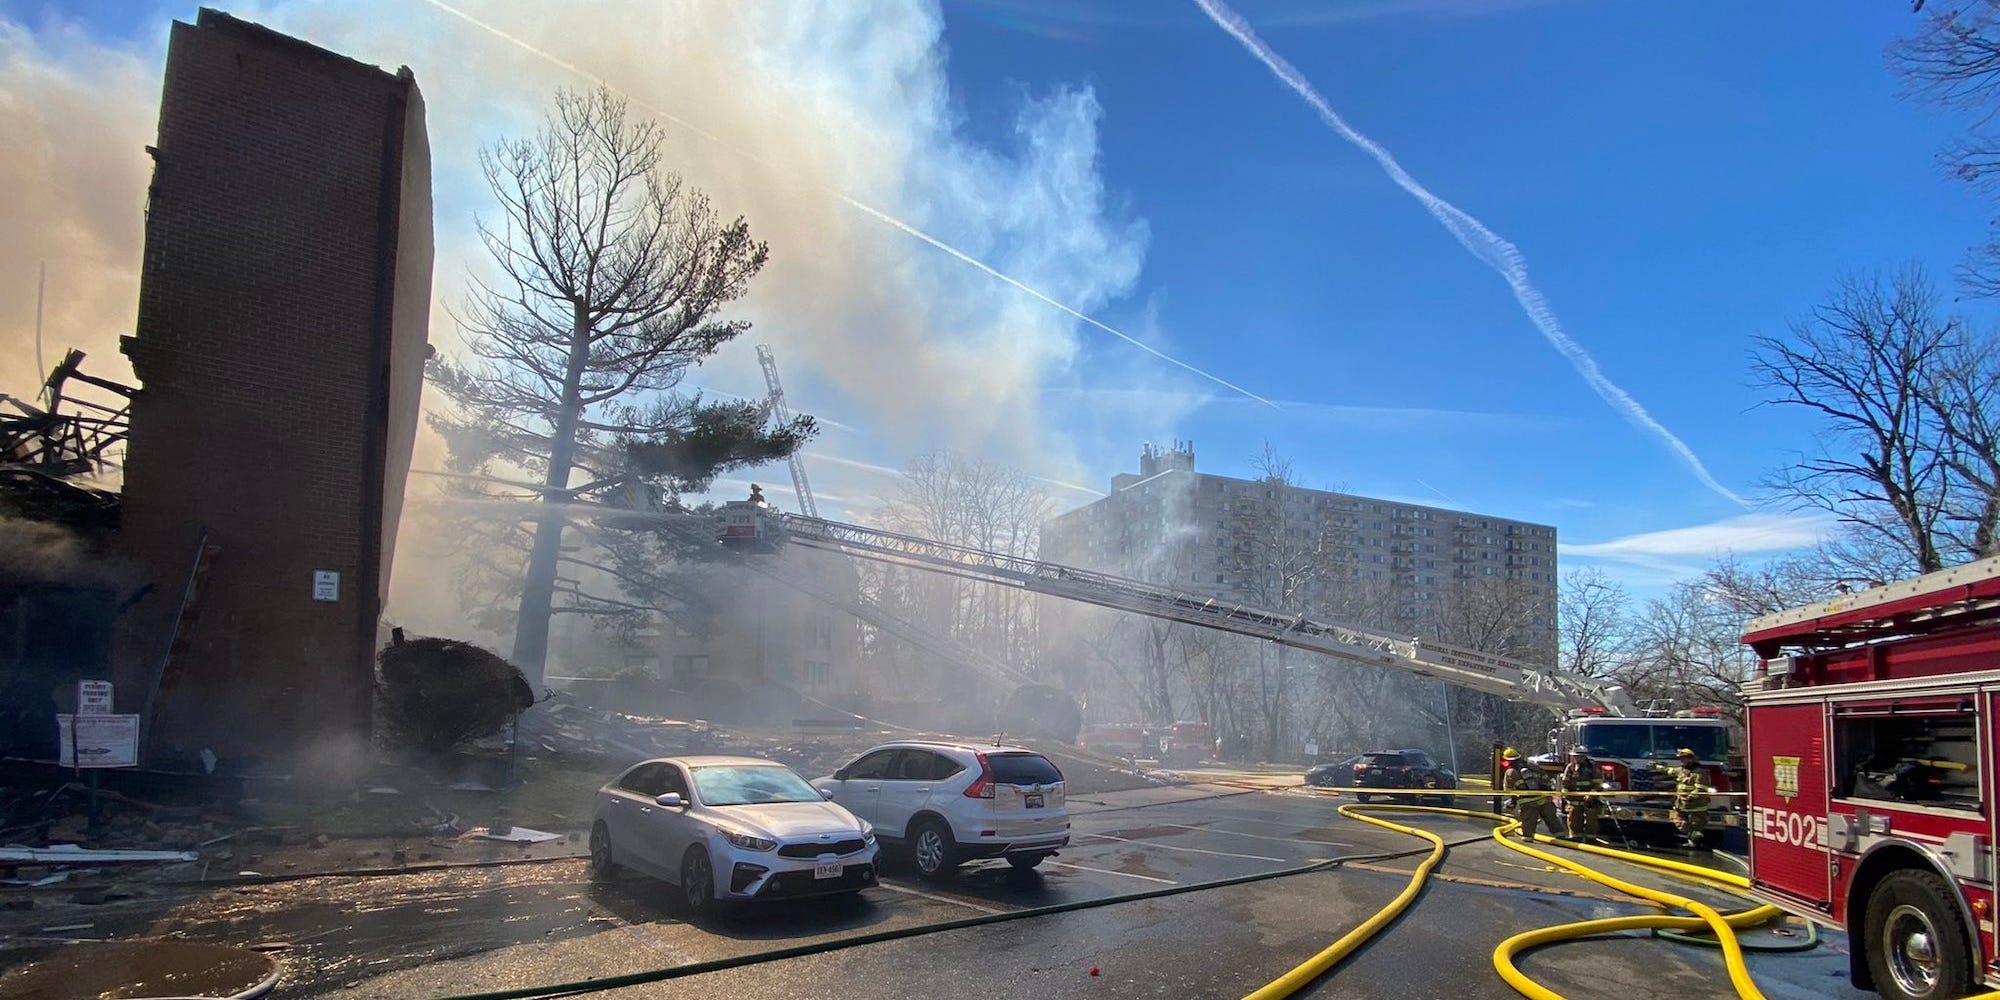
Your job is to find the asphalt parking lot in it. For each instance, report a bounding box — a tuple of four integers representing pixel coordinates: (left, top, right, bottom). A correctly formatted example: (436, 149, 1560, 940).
(1, 780, 1870, 999)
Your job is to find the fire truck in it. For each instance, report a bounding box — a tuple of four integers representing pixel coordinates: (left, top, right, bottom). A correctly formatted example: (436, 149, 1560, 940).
(1742, 556, 2000, 1000)
(1540, 705, 1741, 837)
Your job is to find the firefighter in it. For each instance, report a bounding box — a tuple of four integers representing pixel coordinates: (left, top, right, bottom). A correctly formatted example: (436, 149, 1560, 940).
(1501, 747, 1560, 840)
(1558, 746, 1603, 841)
(1672, 747, 1711, 848)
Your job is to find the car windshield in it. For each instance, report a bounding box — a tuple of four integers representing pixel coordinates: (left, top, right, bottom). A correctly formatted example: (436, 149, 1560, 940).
(691, 765, 822, 806)
(1577, 724, 1730, 761)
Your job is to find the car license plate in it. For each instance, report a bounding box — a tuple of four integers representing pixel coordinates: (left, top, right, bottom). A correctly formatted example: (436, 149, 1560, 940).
(813, 862, 841, 880)
(1025, 793, 1044, 809)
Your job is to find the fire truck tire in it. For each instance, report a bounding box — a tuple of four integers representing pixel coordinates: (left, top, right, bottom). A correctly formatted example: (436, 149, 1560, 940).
(1863, 868, 1977, 1000)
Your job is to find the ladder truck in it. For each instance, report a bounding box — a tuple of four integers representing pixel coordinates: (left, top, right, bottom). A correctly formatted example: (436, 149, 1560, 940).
(708, 492, 1739, 834)
(1742, 555, 2000, 1000)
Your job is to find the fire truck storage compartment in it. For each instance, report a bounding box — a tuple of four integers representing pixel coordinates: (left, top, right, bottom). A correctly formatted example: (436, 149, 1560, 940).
(1746, 701, 1832, 909)
(1831, 699, 1980, 811)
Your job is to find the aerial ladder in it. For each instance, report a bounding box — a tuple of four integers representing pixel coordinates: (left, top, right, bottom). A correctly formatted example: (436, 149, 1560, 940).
(755, 345, 818, 519)
(712, 499, 1634, 717)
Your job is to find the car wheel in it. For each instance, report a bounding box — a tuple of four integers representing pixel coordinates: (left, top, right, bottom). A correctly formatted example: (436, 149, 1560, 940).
(1008, 853, 1048, 871)
(588, 822, 618, 879)
(1864, 868, 1976, 1000)
(911, 819, 959, 881)
(1355, 792, 1372, 803)
(681, 846, 716, 914)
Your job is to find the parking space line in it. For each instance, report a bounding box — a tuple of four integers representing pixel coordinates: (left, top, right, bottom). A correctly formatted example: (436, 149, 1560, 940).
(1043, 860, 1178, 884)
(872, 882, 1008, 915)
(1077, 832, 1285, 863)
(1153, 823, 1350, 848)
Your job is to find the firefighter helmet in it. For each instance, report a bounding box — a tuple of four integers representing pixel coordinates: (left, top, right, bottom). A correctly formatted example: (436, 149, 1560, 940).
(1501, 747, 1521, 760)
(1568, 746, 1589, 758)
(1676, 747, 1697, 760)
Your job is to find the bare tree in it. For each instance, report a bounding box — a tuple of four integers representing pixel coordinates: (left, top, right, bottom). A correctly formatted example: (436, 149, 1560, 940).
(429, 87, 811, 683)
(1225, 444, 1331, 759)
(1892, 2, 2000, 294)
(1751, 268, 1962, 576)
(872, 451, 1056, 682)
(1557, 568, 1631, 680)
(1922, 335, 2000, 557)
(1618, 581, 1760, 722)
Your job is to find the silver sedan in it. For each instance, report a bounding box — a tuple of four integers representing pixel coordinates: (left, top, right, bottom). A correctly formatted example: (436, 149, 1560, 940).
(589, 755, 879, 912)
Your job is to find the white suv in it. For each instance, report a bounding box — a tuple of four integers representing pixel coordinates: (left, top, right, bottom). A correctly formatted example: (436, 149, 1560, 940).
(814, 741, 1069, 879)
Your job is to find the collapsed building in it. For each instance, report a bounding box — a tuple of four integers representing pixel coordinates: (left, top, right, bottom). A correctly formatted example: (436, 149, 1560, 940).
(104, 9, 432, 766)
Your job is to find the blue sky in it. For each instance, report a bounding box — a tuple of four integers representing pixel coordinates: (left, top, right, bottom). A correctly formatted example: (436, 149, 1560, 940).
(2, 0, 1989, 599)
(930, 0, 1991, 587)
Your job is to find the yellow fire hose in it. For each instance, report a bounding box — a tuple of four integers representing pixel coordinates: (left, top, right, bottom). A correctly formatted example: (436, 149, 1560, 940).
(1243, 792, 1788, 1000)
(1239, 803, 1449, 1000)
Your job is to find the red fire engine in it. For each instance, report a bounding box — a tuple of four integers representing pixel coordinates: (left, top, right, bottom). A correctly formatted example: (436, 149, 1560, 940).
(1743, 556, 2000, 1000)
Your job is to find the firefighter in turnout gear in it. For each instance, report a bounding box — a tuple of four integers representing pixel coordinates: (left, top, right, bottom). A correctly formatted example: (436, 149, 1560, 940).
(1558, 746, 1603, 841)
(1672, 747, 1711, 847)
(1501, 748, 1560, 840)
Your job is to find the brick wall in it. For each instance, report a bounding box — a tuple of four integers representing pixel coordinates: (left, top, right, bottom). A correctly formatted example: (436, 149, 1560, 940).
(115, 10, 429, 764)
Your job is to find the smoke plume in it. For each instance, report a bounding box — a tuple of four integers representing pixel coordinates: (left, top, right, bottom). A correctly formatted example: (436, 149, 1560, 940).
(0, 17, 156, 394)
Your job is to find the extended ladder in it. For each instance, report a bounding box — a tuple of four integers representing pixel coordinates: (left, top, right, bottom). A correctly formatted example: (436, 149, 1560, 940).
(767, 511, 1630, 715)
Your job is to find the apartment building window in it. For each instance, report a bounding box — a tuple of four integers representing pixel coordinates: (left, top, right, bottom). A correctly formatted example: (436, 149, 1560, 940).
(804, 660, 830, 686)
(806, 614, 834, 647)
(1217, 574, 1230, 584)
(625, 654, 660, 673)
(672, 654, 710, 680)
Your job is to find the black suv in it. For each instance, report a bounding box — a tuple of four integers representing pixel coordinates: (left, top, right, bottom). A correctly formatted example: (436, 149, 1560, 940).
(1351, 749, 1457, 803)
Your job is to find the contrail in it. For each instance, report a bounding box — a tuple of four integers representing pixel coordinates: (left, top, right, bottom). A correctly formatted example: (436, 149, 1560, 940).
(414, 0, 1275, 408)
(1193, 0, 1748, 507)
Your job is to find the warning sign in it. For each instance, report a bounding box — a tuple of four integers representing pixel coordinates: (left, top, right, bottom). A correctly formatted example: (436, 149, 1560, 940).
(57, 714, 140, 768)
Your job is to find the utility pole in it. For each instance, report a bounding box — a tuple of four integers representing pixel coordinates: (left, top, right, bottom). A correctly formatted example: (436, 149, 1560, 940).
(1439, 679, 1460, 778)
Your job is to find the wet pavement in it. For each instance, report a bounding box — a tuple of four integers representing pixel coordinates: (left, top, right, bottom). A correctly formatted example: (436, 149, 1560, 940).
(0, 781, 1872, 999)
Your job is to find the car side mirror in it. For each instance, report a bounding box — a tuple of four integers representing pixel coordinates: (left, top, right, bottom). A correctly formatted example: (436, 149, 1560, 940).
(821, 787, 836, 800)
(832, 768, 850, 781)
(655, 792, 686, 808)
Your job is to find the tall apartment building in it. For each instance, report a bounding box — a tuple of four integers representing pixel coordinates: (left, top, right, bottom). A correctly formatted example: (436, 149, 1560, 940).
(1041, 444, 1558, 658)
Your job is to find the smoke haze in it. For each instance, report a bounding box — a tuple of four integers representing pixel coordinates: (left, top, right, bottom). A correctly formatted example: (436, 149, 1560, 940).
(0, 2, 1202, 634)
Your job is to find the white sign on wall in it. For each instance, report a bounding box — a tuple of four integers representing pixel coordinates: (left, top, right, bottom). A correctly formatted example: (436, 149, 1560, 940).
(313, 570, 340, 602)
(57, 714, 140, 768)
(77, 680, 113, 715)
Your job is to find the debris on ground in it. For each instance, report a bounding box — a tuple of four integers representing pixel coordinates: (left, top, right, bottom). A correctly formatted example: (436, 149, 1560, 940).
(470, 826, 561, 844)
(0, 845, 197, 864)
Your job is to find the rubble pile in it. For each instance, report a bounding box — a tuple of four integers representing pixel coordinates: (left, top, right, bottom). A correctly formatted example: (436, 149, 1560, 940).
(0, 785, 223, 853)
(515, 695, 715, 766)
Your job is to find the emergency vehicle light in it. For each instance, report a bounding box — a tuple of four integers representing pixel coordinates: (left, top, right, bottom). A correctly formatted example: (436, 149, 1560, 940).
(1690, 706, 1724, 716)
(1568, 707, 1606, 717)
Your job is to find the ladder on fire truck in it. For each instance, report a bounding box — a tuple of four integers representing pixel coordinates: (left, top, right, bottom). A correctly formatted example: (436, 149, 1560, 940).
(647, 506, 1043, 693)
(754, 346, 818, 519)
(747, 509, 1633, 716)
